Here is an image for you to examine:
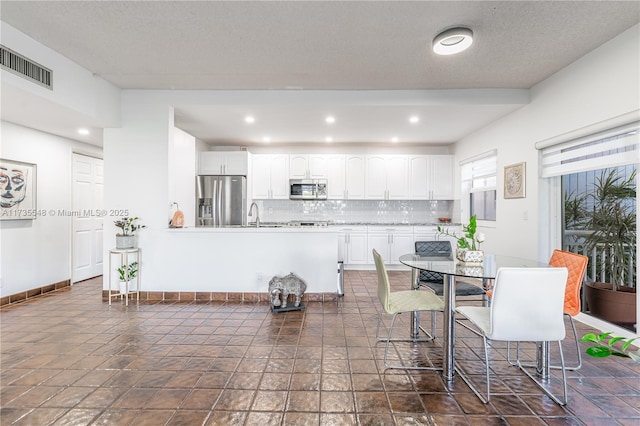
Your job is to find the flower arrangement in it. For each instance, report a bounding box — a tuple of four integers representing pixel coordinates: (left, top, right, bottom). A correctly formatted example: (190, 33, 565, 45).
(580, 332, 639, 363)
(437, 214, 485, 251)
(114, 217, 145, 236)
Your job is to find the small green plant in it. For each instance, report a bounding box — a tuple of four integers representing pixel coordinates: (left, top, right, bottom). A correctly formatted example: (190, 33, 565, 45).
(580, 332, 639, 363)
(117, 262, 138, 282)
(114, 217, 145, 236)
(437, 214, 485, 250)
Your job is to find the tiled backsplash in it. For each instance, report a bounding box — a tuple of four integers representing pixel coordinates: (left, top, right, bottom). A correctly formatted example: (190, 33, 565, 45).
(256, 199, 457, 224)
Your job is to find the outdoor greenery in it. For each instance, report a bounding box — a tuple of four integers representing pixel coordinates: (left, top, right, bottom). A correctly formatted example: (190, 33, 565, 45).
(564, 168, 636, 290)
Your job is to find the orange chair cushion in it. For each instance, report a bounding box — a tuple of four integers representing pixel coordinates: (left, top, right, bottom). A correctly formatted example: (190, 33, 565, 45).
(549, 249, 588, 316)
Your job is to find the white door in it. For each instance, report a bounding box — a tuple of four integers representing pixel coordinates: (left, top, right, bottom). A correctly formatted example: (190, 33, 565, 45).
(72, 154, 104, 282)
(365, 156, 387, 199)
(252, 155, 271, 199)
(348, 232, 369, 264)
(224, 151, 248, 175)
(289, 155, 308, 179)
(429, 155, 455, 199)
(327, 155, 346, 199)
(386, 156, 408, 199)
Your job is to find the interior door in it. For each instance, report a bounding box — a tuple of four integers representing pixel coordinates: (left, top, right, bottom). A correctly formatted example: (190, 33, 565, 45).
(72, 153, 104, 282)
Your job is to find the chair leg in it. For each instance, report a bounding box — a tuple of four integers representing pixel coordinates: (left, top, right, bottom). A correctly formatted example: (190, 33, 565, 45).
(506, 314, 581, 371)
(564, 315, 582, 371)
(376, 311, 436, 343)
(453, 331, 491, 404)
(515, 340, 567, 406)
(381, 312, 441, 371)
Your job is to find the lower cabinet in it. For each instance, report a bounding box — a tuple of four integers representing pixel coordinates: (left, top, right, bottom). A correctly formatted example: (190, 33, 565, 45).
(337, 226, 368, 266)
(367, 226, 414, 264)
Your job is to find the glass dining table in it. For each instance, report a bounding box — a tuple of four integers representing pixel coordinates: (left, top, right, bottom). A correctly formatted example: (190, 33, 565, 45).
(399, 252, 550, 382)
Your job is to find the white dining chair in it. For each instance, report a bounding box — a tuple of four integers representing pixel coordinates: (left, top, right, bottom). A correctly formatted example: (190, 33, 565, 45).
(455, 267, 569, 405)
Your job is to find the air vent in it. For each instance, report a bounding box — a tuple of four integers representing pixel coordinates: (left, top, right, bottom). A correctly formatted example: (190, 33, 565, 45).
(0, 45, 52, 89)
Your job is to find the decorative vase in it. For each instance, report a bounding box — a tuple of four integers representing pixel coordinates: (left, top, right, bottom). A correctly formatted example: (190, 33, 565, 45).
(456, 248, 484, 264)
(116, 235, 135, 249)
(119, 281, 128, 294)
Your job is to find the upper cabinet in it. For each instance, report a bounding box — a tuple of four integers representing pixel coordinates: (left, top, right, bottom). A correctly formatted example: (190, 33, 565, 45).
(290, 154, 328, 179)
(327, 154, 365, 199)
(251, 154, 289, 199)
(199, 151, 248, 175)
(428, 155, 455, 200)
(408, 155, 455, 200)
(365, 155, 408, 199)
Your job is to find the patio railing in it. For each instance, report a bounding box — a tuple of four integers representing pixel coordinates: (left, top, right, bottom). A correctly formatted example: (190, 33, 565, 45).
(563, 230, 636, 287)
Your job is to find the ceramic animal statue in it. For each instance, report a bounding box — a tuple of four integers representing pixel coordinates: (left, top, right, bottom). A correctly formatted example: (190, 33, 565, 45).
(269, 273, 307, 308)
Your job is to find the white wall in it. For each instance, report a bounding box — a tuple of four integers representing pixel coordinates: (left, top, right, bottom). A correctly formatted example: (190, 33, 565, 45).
(454, 24, 640, 262)
(0, 122, 102, 296)
(170, 127, 196, 228)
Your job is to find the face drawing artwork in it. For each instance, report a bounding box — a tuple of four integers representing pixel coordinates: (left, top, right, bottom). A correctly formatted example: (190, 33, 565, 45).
(0, 165, 28, 208)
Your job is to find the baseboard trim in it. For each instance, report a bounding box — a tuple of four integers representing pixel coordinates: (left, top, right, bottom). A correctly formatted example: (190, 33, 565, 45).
(101, 290, 339, 303)
(1, 279, 71, 307)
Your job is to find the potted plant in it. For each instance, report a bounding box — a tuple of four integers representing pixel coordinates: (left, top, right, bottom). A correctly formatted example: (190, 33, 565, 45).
(117, 261, 138, 294)
(575, 169, 637, 326)
(438, 214, 486, 263)
(580, 332, 639, 363)
(114, 216, 145, 249)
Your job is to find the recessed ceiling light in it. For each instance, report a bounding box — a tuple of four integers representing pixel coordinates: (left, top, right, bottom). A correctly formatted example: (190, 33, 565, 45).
(244, 115, 255, 124)
(433, 27, 473, 55)
(391, 137, 399, 143)
(325, 137, 333, 143)
(325, 116, 336, 124)
(262, 136, 271, 143)
(409, 116, 420, 124)
(77, 128, 90, 135)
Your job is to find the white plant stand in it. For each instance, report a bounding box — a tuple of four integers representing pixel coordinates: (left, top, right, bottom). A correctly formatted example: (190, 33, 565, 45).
(108, 248, 141, 306)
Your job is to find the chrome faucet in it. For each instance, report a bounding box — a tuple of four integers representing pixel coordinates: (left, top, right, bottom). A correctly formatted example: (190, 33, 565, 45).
(248, 202, 260, 228)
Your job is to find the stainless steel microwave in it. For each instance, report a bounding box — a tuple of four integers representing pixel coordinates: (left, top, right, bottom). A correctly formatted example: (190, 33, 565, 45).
(289, 179, 328, 200)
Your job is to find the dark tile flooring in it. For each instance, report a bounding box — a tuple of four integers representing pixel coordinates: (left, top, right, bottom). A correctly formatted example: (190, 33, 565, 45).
(1, 271, 639, 425)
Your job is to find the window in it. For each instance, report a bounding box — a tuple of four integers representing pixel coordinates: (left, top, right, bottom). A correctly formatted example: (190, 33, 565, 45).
(461, 151, 497, 221)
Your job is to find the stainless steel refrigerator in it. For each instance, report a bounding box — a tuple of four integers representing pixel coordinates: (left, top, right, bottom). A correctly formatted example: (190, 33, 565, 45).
(196, 175, 247, 227)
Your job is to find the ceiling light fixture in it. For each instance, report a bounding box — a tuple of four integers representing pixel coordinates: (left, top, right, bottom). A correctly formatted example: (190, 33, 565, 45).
(244, 115, 255, 124)
(325, 116, 335, 124)
(432, 27, 473, 55)
(77, 128, 90, 135)
(391, 137, 399, 143)
(409, 116, 420, 124)
(325, 137, 333, 143)
(262, 136, 271, 143)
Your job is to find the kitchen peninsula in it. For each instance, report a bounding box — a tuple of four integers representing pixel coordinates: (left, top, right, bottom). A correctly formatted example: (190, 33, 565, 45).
(139, 226, 339, 301)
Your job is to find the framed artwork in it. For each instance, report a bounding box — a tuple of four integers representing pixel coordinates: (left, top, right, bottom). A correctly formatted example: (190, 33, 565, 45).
(504, 162, 526, 199)
(0, 158, 37, 220)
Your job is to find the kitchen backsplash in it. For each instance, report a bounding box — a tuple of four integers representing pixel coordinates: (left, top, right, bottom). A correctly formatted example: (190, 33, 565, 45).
(256, 199, 457, 224)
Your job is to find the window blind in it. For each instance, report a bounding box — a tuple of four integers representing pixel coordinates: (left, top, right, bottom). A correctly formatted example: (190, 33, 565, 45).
(539, 121, 639, 178)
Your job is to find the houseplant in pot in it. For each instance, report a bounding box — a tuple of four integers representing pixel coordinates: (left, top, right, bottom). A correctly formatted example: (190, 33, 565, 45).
(117, 261, 138, 294)
(438, 214, 486, 263)
(569, 169, 636, 327)
(114, 216, 145, 249)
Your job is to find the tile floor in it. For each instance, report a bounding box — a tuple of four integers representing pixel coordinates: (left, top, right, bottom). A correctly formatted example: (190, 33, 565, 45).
(1, 271, 639, 425)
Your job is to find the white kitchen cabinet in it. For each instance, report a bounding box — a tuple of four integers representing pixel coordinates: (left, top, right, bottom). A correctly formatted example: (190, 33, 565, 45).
(251, 154, 289, 199)
(367, 226, 413, 264)
(327, 155, 346, 199)
(408, 155, 455, 200)
(289, 154, 328, 179)
(336, 226, 368, 266)
(327, 154, 365, 199)
(365, 155, 408, 199)
(429, 155, 455, 199)
(199, 151, 248, 175)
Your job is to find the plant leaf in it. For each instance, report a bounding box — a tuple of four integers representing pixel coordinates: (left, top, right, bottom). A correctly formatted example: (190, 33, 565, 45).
(585, 346, 612, 358)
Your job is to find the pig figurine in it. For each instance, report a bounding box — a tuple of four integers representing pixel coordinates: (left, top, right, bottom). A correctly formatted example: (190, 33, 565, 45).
(269, 273, 307, 309)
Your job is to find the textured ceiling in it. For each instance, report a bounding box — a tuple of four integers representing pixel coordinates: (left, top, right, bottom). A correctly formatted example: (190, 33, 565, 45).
(1, 1, 639, 146)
